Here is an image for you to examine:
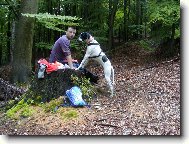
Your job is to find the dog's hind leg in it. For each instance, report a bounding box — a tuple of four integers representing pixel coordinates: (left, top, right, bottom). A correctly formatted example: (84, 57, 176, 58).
(111, 66, 115, 85)
(106, 77, 114, 97)
(104, 67, 114, 97)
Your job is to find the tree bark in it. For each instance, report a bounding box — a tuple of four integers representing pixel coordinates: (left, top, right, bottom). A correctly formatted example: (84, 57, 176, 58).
(108, 0, 119, 50)
(0, 24, 2, 65)
(7, 9, 11, 63)
(127, 0, 131, 41)
(123, 0, 127, 42)
(170, 23, 175, 53)
(143, 0, 147, 38)
(135, 0, 141, 39)
(10, 20, 15, 63)
(11, 0, 39, 83)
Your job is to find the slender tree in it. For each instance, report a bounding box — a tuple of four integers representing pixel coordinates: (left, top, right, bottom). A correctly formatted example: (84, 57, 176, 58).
(108, 0, 119, 50)
(123, 0, 127, 42)
(136, 0, 141, 39)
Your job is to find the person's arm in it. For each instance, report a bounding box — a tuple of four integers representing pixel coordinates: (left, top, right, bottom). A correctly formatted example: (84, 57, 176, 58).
(59, 37, 74, 69)
(66, 54, 74, 69)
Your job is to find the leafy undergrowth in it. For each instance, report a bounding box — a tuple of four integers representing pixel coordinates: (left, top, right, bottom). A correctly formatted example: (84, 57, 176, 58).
(0, 42, 180, 135)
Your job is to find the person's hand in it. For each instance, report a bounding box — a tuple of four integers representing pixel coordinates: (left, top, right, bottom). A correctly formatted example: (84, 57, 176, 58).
(71, 67, 76, 70)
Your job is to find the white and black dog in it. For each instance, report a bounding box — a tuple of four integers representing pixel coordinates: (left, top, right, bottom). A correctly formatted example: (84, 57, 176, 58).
(76, 32, 115, 97)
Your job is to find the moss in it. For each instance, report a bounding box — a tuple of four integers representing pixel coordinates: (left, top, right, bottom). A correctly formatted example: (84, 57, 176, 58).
(58, 108, 78, 121)
(42, 97, 63, 113)
(20, 105, 35, 118)
(6, 99, 35, 119)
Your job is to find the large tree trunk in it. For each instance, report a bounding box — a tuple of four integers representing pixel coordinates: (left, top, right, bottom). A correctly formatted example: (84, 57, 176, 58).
(7, 11, 11, 63)
(11, 0, 39, 83)
(10, 20, 16, 63)
(0, 24, 2, 66)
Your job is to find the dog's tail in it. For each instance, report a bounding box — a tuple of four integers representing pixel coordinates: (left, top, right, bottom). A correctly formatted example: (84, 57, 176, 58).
(111, 66, 115, 85)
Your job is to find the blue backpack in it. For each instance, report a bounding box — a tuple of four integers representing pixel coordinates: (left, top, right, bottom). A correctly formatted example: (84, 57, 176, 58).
(66, 86, 87, 107)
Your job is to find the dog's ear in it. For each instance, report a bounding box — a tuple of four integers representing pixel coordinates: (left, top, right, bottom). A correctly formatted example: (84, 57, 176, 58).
(86, 32, 90, 39)
(80, 32, 90, 41)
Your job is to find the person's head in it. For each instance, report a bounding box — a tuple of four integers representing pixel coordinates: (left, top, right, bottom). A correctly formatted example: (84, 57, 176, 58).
(66, 26, 76, 40)
(78, 32, 91, 43)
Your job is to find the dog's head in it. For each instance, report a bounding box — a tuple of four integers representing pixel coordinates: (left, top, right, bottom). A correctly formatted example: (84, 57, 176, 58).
(78, 32, 91, 42)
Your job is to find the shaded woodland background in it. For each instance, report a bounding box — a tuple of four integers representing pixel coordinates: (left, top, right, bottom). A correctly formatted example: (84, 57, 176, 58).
(0, 0, 180, 83)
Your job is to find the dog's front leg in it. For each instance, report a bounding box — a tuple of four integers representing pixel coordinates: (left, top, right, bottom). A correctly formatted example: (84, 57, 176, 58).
(78, 56, 89, 69)
(76, 51, 91, 70)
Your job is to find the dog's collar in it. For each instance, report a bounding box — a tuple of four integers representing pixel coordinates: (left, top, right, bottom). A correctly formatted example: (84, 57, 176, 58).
(87, 43, 100, 46)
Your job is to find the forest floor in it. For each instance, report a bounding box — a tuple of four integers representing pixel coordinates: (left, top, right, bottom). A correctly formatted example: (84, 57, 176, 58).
(0, 43, 180, 135)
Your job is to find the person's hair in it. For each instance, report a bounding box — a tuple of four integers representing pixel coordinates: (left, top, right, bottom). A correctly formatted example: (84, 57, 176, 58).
(67, 26, 76, 30)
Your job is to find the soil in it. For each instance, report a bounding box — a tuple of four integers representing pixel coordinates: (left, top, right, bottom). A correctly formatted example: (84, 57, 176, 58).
(0, 43, 180, 135)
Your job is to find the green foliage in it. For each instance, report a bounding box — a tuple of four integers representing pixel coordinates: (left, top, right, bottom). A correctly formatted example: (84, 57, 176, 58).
(174, 27, 180, 39)
(147, 0, 180, 40)
(70, 40, 86, 60)
(138, 40, 155, 52)
(0, 0, 180, 68)
(23, 89, 45, 105)
(22, 13, 81, 31)
(148, 1, 180, 26)
(114, 9, 124, 31)
(0, 6, 8, 65)
(129, 25, 145, 36)
(95, 36, 108, 43)
(71, 74, 96, 103)
(35, 42, 53, 50)
(76, 0, 108, 43)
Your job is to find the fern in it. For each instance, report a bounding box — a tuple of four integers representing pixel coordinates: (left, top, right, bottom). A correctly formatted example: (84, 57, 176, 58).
(22, 13, 82, 31)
